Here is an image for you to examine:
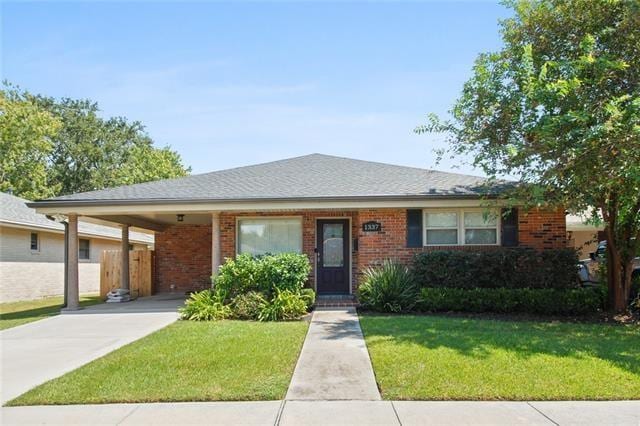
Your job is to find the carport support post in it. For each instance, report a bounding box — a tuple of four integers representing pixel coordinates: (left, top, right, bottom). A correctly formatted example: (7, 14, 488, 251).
(121, 224, 130, 290)
(211, 212, 222, 280)
(64, 214, 80, 311)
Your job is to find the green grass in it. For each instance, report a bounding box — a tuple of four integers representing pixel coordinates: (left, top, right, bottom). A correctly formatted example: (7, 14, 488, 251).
(0, 294, 102, 330)
(360, 314, 640, 400)
(8, 320, 309, 405)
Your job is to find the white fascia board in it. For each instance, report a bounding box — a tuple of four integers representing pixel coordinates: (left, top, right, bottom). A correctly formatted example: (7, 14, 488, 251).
(31, 198, 502, 216)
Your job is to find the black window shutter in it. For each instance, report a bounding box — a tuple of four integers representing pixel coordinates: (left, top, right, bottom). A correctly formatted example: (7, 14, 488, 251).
(501, 208, 518, 247)
(406, 209, 423, 248)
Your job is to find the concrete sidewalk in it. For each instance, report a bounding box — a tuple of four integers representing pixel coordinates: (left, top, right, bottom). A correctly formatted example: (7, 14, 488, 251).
(2, 400, 639, 425)
(285, 308, 380, 400)
(1, 296, 181, 404)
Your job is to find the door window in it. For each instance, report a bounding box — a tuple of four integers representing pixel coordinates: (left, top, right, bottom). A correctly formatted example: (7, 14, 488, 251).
(322, 223, 344, 267)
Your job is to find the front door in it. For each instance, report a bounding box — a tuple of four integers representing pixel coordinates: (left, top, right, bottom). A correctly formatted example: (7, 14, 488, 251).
(316, 219, 350, 294)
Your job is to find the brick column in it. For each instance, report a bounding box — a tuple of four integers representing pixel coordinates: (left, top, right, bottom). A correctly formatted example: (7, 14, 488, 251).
(64, 214, 80, 310)
(212, 212, 222, 277)
(121, 224, 130, 290)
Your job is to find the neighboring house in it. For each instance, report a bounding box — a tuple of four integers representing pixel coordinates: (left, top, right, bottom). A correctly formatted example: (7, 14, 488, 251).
(29, 154, 566, 305)
(0, 193, 154, 302)
(566, 214, 605, 259)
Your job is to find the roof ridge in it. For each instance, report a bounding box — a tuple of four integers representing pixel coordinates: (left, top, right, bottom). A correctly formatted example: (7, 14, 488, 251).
(43, 154, 324, 201)
(302, 153, 489, 180)
(35, 153, 503, 204)
(195, 153, 323, 176)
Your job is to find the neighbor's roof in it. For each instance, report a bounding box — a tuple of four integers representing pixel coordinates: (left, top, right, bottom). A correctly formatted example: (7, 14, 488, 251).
(1, 192, 154, 243)
(32, 154, 504, 206)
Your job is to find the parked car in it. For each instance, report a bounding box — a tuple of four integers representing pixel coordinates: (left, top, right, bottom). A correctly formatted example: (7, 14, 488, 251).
(579, 240, 640, 299)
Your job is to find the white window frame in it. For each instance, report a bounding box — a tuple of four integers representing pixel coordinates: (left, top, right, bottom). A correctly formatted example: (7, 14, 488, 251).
(423, 208, 501, 246)
(236, 216, 304, 256)
(423, 211, 460, 246)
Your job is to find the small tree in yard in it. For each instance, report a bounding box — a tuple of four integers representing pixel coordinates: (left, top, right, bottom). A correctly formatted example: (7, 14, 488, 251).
(416, 0, 640, 312)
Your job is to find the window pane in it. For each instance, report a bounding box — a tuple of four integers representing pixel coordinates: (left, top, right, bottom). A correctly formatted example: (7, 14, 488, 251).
(425, 212, 457, 228)
(426, 229, 458, 245)
(322, 223, 343, 267)
(79, 239, 90, 259)
(465, 229, 497, 244)
(464, 212, 497, 227)
(238, 219, 302, 256)
(30, 233, 38, 250)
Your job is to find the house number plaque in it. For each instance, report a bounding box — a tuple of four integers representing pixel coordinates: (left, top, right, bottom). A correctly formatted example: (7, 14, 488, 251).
(362, 221, 382, 232)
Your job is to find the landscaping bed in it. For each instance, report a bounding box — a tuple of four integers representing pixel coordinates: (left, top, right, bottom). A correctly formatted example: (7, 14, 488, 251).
(8, 320, 309, 405)
(360, 314, 640, 400)
(357, 249, 607, 316)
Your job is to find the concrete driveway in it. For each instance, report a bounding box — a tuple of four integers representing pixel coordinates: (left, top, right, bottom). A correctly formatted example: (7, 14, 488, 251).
(1, 295, 182, 404)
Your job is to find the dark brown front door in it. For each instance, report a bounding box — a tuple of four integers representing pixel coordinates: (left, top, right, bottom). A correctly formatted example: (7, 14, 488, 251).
(316, 219, 350, 294)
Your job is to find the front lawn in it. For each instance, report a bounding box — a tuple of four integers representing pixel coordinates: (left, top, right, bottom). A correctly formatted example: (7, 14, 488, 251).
(8, 320, 309, 405)
(360, 314, 640, 400)
(0, 294, 101, 330)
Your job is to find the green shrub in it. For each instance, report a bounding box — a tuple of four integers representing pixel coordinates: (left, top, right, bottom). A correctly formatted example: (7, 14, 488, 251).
(259, 253, 313, 294)
(412, 248, 579, 290)
(183, 253, 313, 322)
(417, 287, 605, 316)
(357, 260, 419, 313)
(179, 289, 232, 321)
(299, 288, 316, 309)
(231, 291, 266, 320)
(259, 290, 308, 321)
(214, 253, 311, 299)
(213, 254, 262, 300)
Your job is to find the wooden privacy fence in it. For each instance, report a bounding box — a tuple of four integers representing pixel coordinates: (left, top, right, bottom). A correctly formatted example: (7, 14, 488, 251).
(100, 250, 155, 298)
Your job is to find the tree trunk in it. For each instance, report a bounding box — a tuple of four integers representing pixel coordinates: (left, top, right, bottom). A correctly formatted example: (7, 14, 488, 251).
(606, 243, 635, 313)
(605, 228, 632, 313)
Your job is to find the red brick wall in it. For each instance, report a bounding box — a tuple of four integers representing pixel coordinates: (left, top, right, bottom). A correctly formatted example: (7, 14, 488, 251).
(153, 207, 567, 293)
(155, 224, 212, 293)
(355, 208, 567, 284)
(356, 209, 510, 282)
(220, 210, 359, 292)
(518, 207, 567, 249)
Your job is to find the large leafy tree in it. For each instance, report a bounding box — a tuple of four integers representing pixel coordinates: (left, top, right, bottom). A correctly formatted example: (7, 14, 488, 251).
(417, 0, 640, 312)
(0, 83, 190, 199)
(0, 88, 61, 199)
(32, 95, 190, 196)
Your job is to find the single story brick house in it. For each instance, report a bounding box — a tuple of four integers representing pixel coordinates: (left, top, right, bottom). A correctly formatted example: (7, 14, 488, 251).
(28, 154, 566, 308)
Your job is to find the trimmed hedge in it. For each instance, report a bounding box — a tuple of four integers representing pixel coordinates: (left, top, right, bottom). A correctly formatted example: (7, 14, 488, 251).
(418, 287, 605, 316)
(412, 248, 579, 290)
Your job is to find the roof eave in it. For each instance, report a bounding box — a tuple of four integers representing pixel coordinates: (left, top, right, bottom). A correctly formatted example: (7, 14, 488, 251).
(0, 220, 153, 244)
(27, 193, 498, 209)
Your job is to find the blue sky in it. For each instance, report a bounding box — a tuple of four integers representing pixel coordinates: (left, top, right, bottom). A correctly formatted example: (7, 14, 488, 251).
(3, 1, 510, 176)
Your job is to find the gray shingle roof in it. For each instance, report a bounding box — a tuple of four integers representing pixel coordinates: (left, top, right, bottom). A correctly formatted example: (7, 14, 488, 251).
(1, 192, 154, 243)
(42, 154, 501, 204)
